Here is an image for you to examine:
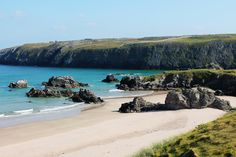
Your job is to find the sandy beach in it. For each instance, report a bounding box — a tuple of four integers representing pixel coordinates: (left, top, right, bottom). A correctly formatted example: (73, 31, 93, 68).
(0, 93, 235, 157)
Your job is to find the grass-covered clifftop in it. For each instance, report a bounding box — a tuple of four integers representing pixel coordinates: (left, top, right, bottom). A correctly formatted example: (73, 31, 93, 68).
(133, 111, 236, 157)
(1, 34, 236, 69)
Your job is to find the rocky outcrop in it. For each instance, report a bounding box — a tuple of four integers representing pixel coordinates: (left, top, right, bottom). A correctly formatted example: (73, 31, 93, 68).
(26, 87, 74, 97)
(1, 38, 236, 70)
(119, 87, 232, 113)
(42, 76, 88, 88)
(165, 87, 232, 111)
(8, 80, 28, 88)
(71, 89, 104, 104)
(117, 69, 236, 96)
(116, 76, 144, 90)
(119, 97, 162, 113)
(102, 74, 119, 83)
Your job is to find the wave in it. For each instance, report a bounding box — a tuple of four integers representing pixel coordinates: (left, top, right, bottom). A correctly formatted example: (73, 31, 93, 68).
(0, 114, 5, 118)
(109, 89, 124, 92)
(13, 109, 34, 115)
(40, 103, 83, 113)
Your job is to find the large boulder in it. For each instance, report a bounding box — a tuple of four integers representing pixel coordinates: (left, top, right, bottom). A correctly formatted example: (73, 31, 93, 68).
(71, 89, 104, 104)
(119, 97, 161, 113)
(26, 87, 74, 97)
(165, 91, 190, 110)
(43, 76, 88, 88)
(102, 74, 119, 83)
(165, 87, 232, 111)
(9, 80, 28, 88)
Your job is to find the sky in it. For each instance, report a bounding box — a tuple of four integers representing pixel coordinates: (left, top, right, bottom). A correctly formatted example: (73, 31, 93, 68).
(0, 0, 236, 49)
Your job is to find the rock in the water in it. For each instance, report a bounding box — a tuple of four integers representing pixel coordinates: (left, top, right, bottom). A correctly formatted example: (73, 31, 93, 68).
(8, 80, 28, 88)
(117, 76, 143, 90)
(43, 76, 88, 88)
(71, 89, 103, 104)
(26, 87, 74, 97)
(165, 87, 232, 111)
(165, 91, 190, 110)
(102, 74, 119, 83)
(119, 97, 161, 113)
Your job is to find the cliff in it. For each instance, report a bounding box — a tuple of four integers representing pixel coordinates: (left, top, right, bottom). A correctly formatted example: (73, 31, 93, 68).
(1, 34, 236, 69)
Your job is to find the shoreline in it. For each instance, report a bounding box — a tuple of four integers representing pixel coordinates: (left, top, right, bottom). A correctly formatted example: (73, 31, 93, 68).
(0, 92, 235, 157)
(0, 90, 156, 128)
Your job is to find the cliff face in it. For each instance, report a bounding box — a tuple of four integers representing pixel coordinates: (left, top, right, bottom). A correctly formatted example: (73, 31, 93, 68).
(1, 37, 236, 69)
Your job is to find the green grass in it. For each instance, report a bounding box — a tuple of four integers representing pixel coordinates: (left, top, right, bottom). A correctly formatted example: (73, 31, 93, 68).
(144, 69, 236, 82)
(19, 34, 236, 51)
(165, 34, 236, 44)
(133, 111, 236, 157)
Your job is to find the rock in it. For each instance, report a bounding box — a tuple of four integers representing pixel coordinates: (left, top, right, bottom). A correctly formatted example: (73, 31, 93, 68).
(8, 80, 28, 88)
(165, 91, 190, 110)
(102, 74, 119, 83)
(119, 97, 161, 113)
(182, 87, 216, 108)
(71, 89, 104, 104)
(26, 87, 74, 97)
(117, 76, 143, 90)
(165, 87, 232, 111)
(43, 76, 88, 88)
(209, 97, 232, 111)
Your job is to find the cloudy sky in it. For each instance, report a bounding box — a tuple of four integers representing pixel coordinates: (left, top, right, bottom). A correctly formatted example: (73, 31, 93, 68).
(0, 0, 236, 49)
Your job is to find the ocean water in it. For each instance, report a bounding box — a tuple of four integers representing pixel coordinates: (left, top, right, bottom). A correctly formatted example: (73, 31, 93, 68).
(0, 65, 163, 120)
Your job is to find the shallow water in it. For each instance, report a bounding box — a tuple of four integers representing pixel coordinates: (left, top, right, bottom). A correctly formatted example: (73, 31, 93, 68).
(0, 65, 163, 118)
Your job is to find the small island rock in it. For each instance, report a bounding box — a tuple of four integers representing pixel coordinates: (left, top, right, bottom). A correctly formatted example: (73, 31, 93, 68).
(9, 80, 28, 88)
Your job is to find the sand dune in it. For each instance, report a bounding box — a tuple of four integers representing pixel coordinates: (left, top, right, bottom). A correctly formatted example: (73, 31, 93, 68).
(0, 93, 235, 157)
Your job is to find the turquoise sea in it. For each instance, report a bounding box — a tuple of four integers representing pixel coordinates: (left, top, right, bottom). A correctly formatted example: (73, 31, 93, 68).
(0, 65, 163, 120)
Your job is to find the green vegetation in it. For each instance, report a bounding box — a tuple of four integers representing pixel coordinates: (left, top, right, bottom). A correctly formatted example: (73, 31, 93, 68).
(20, 34, 236, 51)
(133, 111, 236, 157)
(166, 34, 236, 44)
(144, 69, 236, 82)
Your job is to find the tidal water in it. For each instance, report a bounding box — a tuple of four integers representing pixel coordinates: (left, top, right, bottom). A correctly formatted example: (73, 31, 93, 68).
(0, 65, 164, 120)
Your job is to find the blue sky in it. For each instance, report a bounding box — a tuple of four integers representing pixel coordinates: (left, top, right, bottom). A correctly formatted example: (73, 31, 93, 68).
(0, 0, 236, 49)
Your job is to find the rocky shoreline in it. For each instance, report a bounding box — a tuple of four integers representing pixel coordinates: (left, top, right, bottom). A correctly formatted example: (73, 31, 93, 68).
(116, 69, 236, 96)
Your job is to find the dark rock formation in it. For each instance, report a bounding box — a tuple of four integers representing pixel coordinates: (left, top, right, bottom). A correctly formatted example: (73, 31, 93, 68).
(164, 91, 190, 110)
(119, 87, 232, 113)
(1, 38, 236, 70)
(71, 89, 104, 104)
(165, 87, 232, 111)
(116, 76, 144, 90)
(117, 69, 236, 96)
(26, 87, 74, 97)
(119, 97, 161, 113)
(43, 76, 88, 88)
(8, 80, 28, 88)
(102, 74, 119, 83)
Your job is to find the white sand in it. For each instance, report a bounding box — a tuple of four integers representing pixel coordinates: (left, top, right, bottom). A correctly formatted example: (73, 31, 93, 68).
(0, 93, 235, 157)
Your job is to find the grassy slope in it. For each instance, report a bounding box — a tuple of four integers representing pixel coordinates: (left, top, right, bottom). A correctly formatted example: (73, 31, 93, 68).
(20, 34, 236, 51)
(133, 111, 236, 157)
(144, 69, 236, 82)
